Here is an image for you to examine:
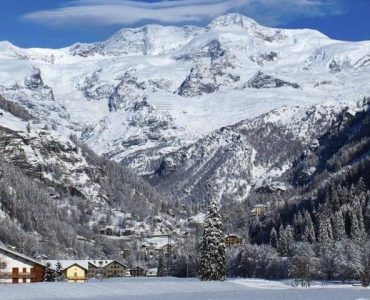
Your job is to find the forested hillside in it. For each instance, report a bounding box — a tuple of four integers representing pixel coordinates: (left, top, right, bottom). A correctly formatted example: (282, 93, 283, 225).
(0, 99, 194, 261)
(225, 98, 370, 285)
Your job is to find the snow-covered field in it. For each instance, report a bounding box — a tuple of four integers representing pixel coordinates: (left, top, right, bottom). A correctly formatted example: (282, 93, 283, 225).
(0, 278, 369, 300)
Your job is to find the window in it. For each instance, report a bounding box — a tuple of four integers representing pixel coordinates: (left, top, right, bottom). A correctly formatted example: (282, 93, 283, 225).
(74, 272, 77, 277)
(23, 268, 27, 273)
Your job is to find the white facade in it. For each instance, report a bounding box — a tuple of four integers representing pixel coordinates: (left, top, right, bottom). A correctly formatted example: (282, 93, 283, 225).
(0, 253, 34, 283)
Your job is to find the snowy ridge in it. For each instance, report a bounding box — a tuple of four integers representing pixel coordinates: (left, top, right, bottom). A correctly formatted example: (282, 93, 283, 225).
(70, 25, 202, 57)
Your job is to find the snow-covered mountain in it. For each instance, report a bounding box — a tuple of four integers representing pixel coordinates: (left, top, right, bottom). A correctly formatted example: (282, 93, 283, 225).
(0, 13, 370, 202)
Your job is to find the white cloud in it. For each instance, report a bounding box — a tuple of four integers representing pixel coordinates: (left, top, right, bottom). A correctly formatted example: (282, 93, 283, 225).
(22, 0, 343, 28)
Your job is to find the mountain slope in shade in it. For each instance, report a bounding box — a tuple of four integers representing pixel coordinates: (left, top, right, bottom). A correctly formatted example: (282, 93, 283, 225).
(0, 99, 189, 258)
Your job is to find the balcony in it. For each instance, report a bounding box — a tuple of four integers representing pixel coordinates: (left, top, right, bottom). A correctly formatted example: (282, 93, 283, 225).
(17, 272, 33, 278)
(67, 277, 87, 281)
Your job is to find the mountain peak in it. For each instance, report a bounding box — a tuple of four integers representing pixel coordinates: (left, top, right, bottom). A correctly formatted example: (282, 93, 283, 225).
(208, 13, 260, 30)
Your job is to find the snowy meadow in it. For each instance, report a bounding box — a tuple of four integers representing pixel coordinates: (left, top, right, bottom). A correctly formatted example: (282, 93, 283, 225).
(0, 278, 369, 300)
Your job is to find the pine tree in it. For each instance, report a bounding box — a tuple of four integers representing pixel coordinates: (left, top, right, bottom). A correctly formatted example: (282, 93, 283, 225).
(332, 211, 346, 241)
(199, 199, 226, 281)
(353, 239, 370, 287)
(270, 227, 278, 249)
(333, 239, 357, 282)
(350, 200, 365, 240)
(303, 210, 316, 244)
(331, 189, 340, 211)
(44, 262, 56, 282)
(337, 186, 349, 206)
(293, 213, 304, 240)
(157, 251, 168, 277)
(354, 199, 366, 235)
(277, 224, 287, 256)
(285, 225, 294, 251)
(54, 261, 64, 281)
(318, 216, 333, 244)
(355, 177, 367, 196)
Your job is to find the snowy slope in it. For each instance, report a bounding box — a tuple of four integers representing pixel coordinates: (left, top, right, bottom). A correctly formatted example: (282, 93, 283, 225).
(0, 13, 369, 183)
(147, 100, 361, 202)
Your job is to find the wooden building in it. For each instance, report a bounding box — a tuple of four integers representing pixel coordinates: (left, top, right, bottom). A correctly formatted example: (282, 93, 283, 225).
(251, 204, 268, 217)
(99, 227, 116, 236)
(47, 261, 89, 283)
(88, 260, 127, 279)
(88, 260, 108, 279)
(48, 260, 127, 280)
(130, 266, 147, 277)
(0, 245, 45, 284)
(104, 261, 127, 278)
(224, 234, 242, 247)
(65, 263, 88, 283)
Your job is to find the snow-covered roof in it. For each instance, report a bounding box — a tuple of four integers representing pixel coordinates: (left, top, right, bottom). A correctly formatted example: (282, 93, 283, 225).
(46, 260, 89, 270)
(0, 245, 45, 267)
(131, 265, 146, 270)
(88, 260, 114, 268)
(253, 204, 268, 208)
(146, 237, 174, 250)
(345, 109, 356, 117)
(100, 226, 115, 231)
(225, 233, 241, 238)
(89, 260, 127, 268)
(45, 259, 127, 270)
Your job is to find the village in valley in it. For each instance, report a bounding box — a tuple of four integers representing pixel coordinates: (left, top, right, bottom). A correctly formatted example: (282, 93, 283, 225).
(0, 202, 258, 284)
(1, 199, 369, 300)
(0, 231, 246, 283)
(0, 202, 257, 284)
(0, 234, 175, 283)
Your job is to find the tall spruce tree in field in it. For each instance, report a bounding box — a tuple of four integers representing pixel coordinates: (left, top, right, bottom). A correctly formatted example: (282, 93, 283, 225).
(157, 251, 168, 277)
(199, 198, 226, 281)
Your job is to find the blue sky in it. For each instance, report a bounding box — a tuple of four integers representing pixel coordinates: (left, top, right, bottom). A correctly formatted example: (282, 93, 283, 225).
(1, 0, 369, 48)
